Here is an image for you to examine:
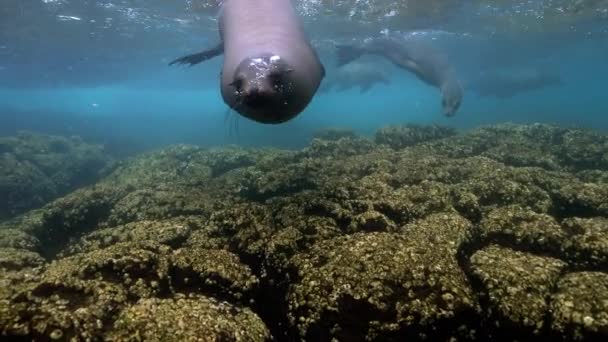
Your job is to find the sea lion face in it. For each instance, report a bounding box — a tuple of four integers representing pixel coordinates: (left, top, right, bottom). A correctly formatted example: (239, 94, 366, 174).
(441, 79, 463, 117)
(228, 54, 297, 124)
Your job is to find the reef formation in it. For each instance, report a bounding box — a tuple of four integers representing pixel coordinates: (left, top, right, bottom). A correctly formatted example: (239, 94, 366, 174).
(0, 131, 115, 222)
(0, 123, 607, 341)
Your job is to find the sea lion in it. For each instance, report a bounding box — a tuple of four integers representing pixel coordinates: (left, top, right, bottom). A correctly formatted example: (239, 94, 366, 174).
(169, 0, 326, 124)
(468, 66, 561, 99)
(335, 37, 463, 117)
(319, 60, 391, 94)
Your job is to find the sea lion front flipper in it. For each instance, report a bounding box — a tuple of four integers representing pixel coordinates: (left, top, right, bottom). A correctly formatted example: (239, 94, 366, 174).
(169, 42, 224, 66)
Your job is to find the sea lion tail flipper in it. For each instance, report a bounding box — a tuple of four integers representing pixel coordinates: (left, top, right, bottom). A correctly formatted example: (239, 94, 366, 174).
(335, 44, 363, 66)
(168, 43, 224, 66)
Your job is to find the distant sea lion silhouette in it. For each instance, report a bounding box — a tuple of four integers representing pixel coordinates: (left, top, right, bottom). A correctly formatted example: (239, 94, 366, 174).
(335, 37, 463, 117)
(319, 60, 391, 94)
(169, 0, 326, 124)
(468, 66, 561, 99)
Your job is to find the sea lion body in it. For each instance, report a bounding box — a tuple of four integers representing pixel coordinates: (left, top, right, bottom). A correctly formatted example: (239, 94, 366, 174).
(469, 67, 561, 99)
(170, 0, 325, 124)
(319, 60, 391, 94)
(336, 37, 463, 117)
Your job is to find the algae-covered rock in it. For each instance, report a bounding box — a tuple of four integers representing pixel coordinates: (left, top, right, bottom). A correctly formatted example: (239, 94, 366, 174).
(2, 123, 608, 341)
(550, 272, 608, 341)
(375, 124, 457, 149)
(0, 228, 39, 250)
(478, 205, 567, 253)
(109, 295, 270, 341)
(43, 242, 173, 300)
(470, 245, 567, 335)
(170, 247, 259, 302)
(0, 131, 115, 221)
(1, 277, 127, 340)
(553, 182, 608, 218)
(0, 247, 45, 270)
(409, 122, 608, 173)
(311, 127, 358, 141)
(287, 214, 478, 340)
(561, 217, 608, 267)
(60, 217, 197, 256)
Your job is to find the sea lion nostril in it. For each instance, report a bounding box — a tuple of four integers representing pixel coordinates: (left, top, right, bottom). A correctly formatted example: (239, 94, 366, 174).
(244, 89, 268, 107)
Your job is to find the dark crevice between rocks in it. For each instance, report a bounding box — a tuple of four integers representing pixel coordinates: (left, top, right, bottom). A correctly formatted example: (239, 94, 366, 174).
(302, 291, 482, 341)
(381, 276, 483, 342)
(540, 267, 571, 341)
(303, 294, 387, 341)
(251, 257, 295, 341)
(36, 202, 113, 260)
(168, 267, 253, 307)
(549, 197, 607, 220)
(303, 201, 353, 232)
(255, 271, 296, 342)
(373, 203, 412, 226)
(222, 239, 297, 342)
(456, 228, 526, 341)
(28, 283, 89, 310)
(210, 161, 256, 178)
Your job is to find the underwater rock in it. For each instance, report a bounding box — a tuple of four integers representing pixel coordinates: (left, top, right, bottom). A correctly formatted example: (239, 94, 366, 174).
(552, 181, 608, 218)
(109, 295, 270, 341)
(0, 247, 45, 271)
(1, 275, 127, 340)
(1, 123, 608, 340)
(0, 228, 40, 251)
(375, 123, 457, 149)
(59, 217, 198, 256)
(408, 123, 608, 173)
(478, 206, 567, 253)
(287, 214, 477, 340)
(561, 217, 608, 268)
(169, 247, 259, 302)
(550, 272, 608, 341)
(311, 127, 358, 141)
(470, 245, 567, 336)
(0, 131, 115, 221)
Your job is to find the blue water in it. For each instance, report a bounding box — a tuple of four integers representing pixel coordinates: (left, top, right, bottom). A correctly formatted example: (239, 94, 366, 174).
(1, 0, 608, 153)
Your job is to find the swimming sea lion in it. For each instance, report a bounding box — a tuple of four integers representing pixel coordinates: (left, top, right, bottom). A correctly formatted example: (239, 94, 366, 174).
(169, 0, 326, 124)
(335, 37, 463, 117)
(319, 59, 391, 94)
(468, 66, 561, 99)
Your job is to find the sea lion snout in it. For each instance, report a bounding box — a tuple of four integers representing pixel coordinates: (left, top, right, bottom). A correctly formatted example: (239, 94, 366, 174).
(242, 86, 273, 108)
(440, 78, 463, 117)
(227, 54, 298, 124)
